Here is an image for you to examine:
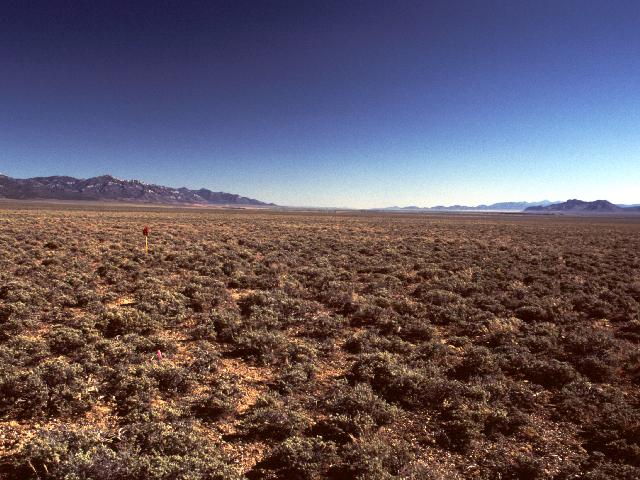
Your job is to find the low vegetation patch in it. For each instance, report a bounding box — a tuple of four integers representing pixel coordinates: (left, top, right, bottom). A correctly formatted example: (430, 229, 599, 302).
(0, 205, 638, 478)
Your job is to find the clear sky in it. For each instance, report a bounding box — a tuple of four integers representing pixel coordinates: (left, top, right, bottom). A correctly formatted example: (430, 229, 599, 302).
(1, 1, 639, 208)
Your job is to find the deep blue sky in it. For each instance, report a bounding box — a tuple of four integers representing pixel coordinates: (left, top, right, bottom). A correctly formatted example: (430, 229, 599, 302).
(1, 1, 639, 207)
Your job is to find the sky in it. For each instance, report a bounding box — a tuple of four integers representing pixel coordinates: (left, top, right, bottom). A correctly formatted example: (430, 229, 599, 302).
(1, 0, 639, 208)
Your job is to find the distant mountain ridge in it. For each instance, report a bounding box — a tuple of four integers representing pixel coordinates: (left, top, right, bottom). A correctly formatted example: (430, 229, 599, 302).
(378, 199, 640, 213)
(379, 201, 556, 212)
(0, 174, 274, 206)
(525, 199, 640, 213)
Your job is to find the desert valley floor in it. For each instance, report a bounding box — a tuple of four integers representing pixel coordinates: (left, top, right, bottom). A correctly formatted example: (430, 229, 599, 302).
(0, 203, 639, 479)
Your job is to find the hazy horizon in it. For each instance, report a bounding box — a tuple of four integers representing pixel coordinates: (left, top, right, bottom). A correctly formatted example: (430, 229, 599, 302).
(2, 1, 639, 208)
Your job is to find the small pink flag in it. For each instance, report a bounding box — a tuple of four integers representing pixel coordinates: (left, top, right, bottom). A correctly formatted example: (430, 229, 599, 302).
(156, 350, 163, 361)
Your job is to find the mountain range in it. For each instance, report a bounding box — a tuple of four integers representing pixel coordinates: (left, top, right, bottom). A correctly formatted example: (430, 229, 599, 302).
(525, 199, 640, 213)
(381, 199, 640, 213)
(0, 174, 273, 206)
(380, 201, 557, 212)
(1, 174, 638, 213)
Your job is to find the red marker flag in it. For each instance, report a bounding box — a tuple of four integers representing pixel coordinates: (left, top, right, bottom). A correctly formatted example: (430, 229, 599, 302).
(143, 226, 149, 254)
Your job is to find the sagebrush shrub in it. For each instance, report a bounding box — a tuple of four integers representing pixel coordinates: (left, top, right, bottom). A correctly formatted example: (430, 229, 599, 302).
(239, 394, 309, 440)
